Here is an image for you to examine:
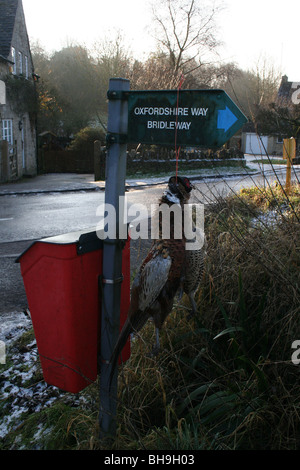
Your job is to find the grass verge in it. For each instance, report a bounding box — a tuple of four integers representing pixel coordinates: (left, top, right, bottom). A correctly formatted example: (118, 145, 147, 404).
(0, 181, 299, 450)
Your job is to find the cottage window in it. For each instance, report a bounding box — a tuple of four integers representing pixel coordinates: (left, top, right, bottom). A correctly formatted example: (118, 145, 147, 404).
(19, 52, 23, 75)
(11, 47, 16, 74)
(2, 120, 13, 145)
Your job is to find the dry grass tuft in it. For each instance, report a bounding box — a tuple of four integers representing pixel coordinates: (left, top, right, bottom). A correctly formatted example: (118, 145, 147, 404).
(110, 181, 300, 450)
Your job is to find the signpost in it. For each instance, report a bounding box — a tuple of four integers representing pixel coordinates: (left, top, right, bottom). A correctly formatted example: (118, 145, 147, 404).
(99, 78, 130, 439)
(127, 89, 247, 147)
(100, 83, 247, 440)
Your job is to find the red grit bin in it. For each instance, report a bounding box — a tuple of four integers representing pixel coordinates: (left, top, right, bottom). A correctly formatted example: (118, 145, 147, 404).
(17, 230, 130, 393)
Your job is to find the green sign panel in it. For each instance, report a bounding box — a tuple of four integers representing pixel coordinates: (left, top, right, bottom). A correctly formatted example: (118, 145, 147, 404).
(127, 89, 247, 148)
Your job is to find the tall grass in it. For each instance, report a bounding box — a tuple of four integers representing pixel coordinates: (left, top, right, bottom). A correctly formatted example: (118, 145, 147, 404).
(109, 180, 300, 450)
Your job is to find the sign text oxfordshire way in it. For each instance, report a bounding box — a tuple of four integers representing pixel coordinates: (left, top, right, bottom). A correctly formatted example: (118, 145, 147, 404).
(127, 89, 247, 148)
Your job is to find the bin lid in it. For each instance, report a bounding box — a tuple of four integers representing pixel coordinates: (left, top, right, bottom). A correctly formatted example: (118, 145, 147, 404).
(16, 228, 104, 262)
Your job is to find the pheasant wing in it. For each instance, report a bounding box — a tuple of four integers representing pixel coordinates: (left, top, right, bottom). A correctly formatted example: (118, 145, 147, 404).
(137, 253, 172, 311)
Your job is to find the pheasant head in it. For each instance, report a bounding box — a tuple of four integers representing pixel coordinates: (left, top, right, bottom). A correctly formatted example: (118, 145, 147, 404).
(162, 175, 194, 206)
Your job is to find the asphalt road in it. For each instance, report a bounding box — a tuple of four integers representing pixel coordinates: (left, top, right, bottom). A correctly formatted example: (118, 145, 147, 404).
(0, 168, 299, 315)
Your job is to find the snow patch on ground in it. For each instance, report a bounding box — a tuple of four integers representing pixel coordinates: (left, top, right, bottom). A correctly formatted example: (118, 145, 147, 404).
(251, 206, 292, 229)
(0, 311, 88, 445)
(0, 311, 31, 345)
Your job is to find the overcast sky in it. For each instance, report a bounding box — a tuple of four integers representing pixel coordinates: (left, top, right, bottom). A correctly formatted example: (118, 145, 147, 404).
(22, 0, 299, 81)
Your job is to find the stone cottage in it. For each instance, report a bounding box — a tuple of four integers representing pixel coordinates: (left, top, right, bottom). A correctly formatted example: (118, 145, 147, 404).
(0, 0, 37, 182)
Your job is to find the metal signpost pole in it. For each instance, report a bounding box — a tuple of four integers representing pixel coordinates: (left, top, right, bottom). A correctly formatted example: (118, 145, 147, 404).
(99, 78, 129, 440)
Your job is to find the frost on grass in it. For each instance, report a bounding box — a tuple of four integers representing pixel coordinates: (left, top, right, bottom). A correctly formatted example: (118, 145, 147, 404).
(250, 205, 292, 229)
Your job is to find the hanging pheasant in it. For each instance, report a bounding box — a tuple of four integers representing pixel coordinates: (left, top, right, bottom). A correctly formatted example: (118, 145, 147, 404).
(109, 175, 205, 379)
(182, 220, 206, 317)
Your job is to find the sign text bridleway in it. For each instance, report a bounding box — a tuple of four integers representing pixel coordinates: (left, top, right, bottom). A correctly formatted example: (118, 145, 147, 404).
(127, 89, 247, 148)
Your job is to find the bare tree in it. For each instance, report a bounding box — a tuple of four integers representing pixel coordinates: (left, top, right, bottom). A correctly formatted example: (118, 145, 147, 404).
(130, 53, 183, 90)
(250, 55, 282, 110)
(151, 0, 223, 79)
(221, 56, 282, 121)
